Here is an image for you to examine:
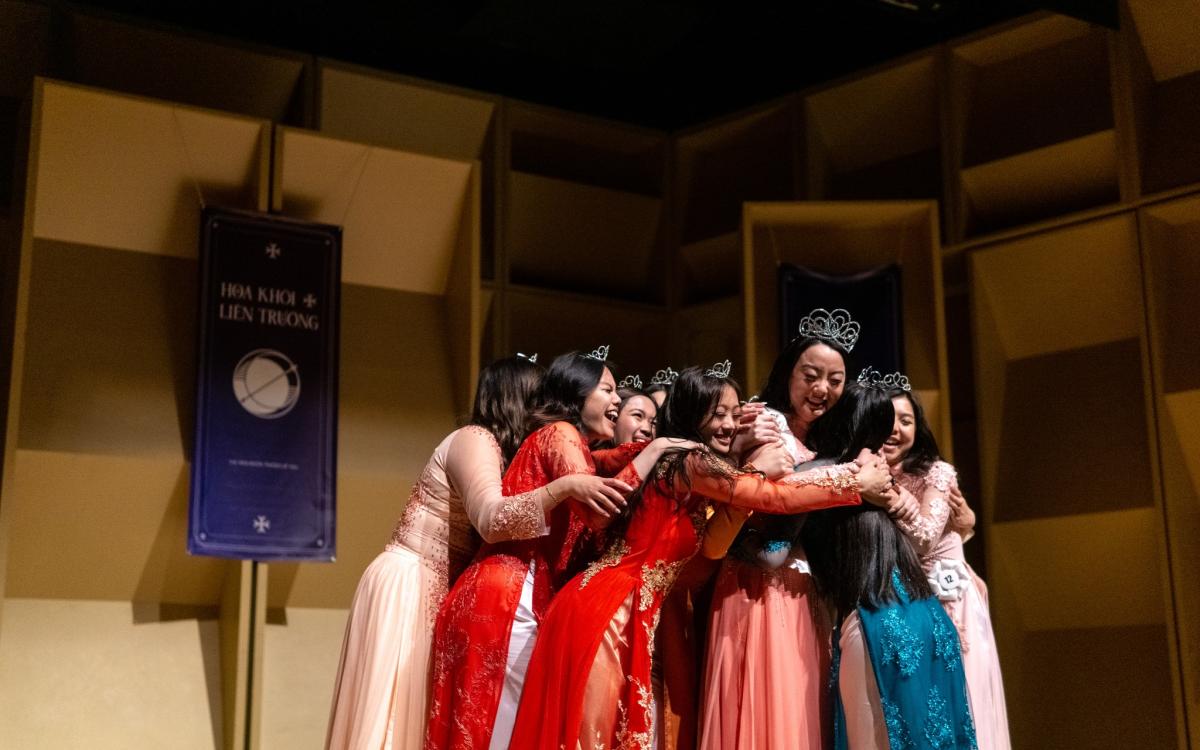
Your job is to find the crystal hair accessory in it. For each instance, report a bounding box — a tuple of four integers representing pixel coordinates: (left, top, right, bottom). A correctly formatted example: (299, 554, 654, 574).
(619, 374, 643, 390)
(797, 308, 861, 352)
(517, 352, 538, 363)
(650, 367, 679, 387)
(583, 345, 610, 362)
(856, 366, 911, 392)
(704, 359, 733, 379)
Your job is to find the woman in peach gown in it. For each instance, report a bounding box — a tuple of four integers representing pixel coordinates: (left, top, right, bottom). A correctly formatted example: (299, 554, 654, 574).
(325, 356, 632, 750)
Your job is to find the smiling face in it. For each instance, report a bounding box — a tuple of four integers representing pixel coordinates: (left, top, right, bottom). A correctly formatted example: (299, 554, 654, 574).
(699, 384, 740, 455)
(613, 395, 657, 444)
(788, 343, 846, 429)
(580, 367, 620, 441)
(882, 394, 916, 467)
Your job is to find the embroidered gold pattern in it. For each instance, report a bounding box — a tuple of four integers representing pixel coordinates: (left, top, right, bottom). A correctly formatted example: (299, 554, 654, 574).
(581, 539, 629, 588)
(638, 558, 686, 611)
(489, 489, 545, 540)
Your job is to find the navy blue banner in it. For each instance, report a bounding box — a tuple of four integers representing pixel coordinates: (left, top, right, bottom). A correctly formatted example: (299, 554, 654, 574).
(778, 263, 904, 374)
(189, 208, 340, 561)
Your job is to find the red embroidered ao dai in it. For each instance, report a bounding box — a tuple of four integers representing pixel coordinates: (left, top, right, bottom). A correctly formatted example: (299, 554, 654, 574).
(507, 452, 863, 750)
(426, 422, 641, 750)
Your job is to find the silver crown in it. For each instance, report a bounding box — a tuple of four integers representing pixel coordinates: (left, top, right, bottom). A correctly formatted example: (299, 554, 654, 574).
(517, 352, 538, 363)
(798, 308, 861, 352)
(856, 366, 911, 392)
(583, 345, 610, 362)
(650, 367, 679, 387)
(619, 374, 643, 390)
(704, 359, 733, 379)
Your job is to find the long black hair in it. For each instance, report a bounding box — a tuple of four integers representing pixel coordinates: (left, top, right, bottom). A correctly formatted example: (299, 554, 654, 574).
(526, 351, 610, 436)
(887, 387, 941, 476)
(801, 383, 933, 619)
(470, 356, 545, 464)
(610, 367, 740, 533)
(758, 336, 851, 415)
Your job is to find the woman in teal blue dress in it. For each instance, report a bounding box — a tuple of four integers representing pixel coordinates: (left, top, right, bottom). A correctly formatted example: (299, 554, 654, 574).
(803, 378, 977, 750)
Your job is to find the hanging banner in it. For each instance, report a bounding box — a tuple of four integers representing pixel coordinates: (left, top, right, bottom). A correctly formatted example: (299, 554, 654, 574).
(778, 263, 905, 374)
(189, 207, 340, 561)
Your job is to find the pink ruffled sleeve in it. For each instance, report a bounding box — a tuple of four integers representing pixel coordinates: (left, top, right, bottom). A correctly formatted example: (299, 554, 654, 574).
(894, 461, 956, 557)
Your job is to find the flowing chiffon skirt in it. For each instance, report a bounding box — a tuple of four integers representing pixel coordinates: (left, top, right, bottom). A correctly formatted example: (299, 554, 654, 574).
(326, 544, 437, 750)
(699, 555, 830, 750)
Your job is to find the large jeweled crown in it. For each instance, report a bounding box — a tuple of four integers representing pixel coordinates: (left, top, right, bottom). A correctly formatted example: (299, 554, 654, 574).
(517, 352, 537, 363)
(650, 367, 679, 387)
(798, 308, 860, 352)
(583, 345, 610, 362)
(619, 374, 643, 390)
(704, 359, 733, 379)
(856, 366, 911, 392)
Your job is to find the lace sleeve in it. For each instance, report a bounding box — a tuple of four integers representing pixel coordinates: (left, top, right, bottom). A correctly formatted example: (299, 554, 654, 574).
(591, 442, 646, 477)
(686, 452, 861, 513)
(446, 427, 546, 544)
(540, 422, 596, 479)
(894, 462, 956, 557)
(779, 462, 857, 488)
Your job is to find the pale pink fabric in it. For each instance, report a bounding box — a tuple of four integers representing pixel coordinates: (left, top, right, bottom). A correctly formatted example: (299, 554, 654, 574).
(326, 427, 546, 750)
(699, 557, 830, 750)
(893, 462, 1011, 750)
(837, 613, 889, 750)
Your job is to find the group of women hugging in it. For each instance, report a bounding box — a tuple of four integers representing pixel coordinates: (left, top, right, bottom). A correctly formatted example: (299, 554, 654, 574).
(324, 308, 1011, 750)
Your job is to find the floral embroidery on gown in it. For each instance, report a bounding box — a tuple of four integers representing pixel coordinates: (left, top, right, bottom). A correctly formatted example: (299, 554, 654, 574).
(509, 451, 863, 750)
(426, 422, 642, 750)
(326, 426, 547, 750)
(892, 462, 1011, 750)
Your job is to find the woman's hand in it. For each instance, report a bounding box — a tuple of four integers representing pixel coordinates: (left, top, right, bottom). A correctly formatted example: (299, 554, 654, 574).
(885, 488, 919, 523)
(854, 454, 894, 506)
(549, 475, 631, 518)
(947, 485, 976, 539)
(631, 437, 702, 483)
(745, 442, 793, 479)
(731, 403, 779, 457)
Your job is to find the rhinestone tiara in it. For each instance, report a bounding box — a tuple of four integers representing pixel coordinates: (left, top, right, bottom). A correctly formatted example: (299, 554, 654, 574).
(649, 367, 678, 387)
(798, 308, 860, 352)
(856, 365, 911, 392)
(583, 345, 610, 362)
(516, 352, 537, 363)
(618, 374, 643, 390)
(704, 359, 732, 379)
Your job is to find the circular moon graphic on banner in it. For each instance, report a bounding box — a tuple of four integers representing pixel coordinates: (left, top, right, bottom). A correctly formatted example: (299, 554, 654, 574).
(232, 349, 301, 419)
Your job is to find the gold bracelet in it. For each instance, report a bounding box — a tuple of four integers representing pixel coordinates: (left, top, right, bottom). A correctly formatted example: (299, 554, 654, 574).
(544, 484, 558, 504)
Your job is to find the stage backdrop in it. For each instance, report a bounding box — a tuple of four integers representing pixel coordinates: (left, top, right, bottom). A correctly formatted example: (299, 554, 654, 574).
(189, 207, 341, 561)
(778, 263, 904, 375)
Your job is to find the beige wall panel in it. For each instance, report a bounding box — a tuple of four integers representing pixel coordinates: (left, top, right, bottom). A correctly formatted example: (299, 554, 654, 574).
(960, 130, 1119, 232)
(261, 607, 347, 749)
(0, 1, 51, 98)
(679, 231, 739, 303)
(670, 296, 744, 383)
(318, 64, 496, 159)
(66, 12, 307, 122)
(277, 129, 473, 295)
(6, 449, 229, 604)
(1126, 0, 1200, 83)
(989, 509, 1165, 631)
(806, 57, 938, 174)
(506, 289, 670, 378)
(18, 241, 194, 457)
(0, 598, 222, 749)
(506, 172, 662, 298)
(954, 14, 1092, 66)
(970, 214, 1142, 361)
(31, 81, 266, 256)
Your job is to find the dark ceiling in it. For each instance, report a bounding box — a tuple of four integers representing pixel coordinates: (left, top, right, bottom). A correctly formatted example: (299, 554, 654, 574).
(76, 0, 1116, 130)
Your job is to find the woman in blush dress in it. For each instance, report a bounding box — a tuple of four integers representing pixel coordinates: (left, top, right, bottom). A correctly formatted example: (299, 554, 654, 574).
(426, 348, 687, 750)
(507, 364, 895, 750)
(873, 369, 1010, 750)
(325, 356, 632, 750)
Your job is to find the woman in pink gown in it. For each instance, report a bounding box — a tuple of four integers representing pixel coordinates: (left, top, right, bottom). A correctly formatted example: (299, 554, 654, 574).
(877, 370, 1011, 750)
(325, 356, 632, 750)
(699, 310, 859, 750)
